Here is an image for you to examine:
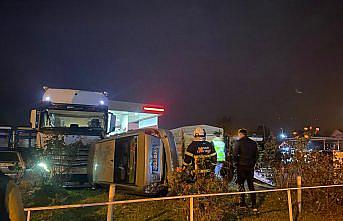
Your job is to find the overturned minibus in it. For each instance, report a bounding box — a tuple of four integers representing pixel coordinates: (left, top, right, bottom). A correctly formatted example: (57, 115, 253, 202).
(88, 128, 179, 195)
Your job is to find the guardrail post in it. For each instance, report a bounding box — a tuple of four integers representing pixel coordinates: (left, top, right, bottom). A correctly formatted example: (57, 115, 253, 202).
(190, 197, 194, 221)
(287, 189, 293, 221)
(26, 210, 31, 221)
(297, 176, 302, 213)
(107, 184, 116, 221)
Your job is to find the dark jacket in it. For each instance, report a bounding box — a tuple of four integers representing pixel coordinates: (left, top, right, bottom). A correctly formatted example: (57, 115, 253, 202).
(233, 137, 259, 169)
(183, 140, 217, 171)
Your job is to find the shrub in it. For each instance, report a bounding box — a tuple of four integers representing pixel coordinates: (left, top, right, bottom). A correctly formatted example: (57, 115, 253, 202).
(37, 135, 84, 185)
(262, 137, 343, 214)
(168, 170, 237, 221)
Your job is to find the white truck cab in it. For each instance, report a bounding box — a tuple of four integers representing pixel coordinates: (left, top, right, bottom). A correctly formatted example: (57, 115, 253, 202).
(30, 87, 113, 186)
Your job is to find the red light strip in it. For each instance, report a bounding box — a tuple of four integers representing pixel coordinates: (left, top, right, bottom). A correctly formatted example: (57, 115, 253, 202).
(143, 106, 165, 112)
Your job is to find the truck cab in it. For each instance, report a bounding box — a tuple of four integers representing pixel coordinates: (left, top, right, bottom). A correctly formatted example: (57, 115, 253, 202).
(88, 128, 179, 195)
(31, 87, 115, 186)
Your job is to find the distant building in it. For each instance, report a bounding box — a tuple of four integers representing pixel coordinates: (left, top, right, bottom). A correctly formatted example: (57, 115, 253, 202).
(108, 100, 164, 135)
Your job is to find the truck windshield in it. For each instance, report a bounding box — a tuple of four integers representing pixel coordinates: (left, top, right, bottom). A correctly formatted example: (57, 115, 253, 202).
(0, 152, 19, 162)
(40, 109, 105, 130)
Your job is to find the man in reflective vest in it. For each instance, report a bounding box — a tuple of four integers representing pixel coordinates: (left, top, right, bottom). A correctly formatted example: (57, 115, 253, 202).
(183, 127, 217, 174)
(0, 172, 25, 221)
(212, 132, 226, 179)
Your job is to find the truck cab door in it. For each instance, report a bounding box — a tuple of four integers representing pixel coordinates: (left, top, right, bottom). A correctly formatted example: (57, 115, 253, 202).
(107, 112, 116, 134)
(91, 140, 115, 183)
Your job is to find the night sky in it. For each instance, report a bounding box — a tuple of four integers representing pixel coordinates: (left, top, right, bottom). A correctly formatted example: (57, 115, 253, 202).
(0, 1, 342, 134)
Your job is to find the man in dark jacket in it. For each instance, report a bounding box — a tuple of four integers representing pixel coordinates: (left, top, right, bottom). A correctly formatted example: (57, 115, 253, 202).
(0, 172, 25, 221)
(233, 129, 259, 210)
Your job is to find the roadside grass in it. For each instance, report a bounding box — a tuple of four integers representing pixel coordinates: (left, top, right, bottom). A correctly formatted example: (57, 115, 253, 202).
(20, 181, 343, 221)
(21, 182, 187, 221)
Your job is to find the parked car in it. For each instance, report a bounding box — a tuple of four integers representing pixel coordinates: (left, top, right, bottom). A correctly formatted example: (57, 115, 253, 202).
(0, 151, 26, 181)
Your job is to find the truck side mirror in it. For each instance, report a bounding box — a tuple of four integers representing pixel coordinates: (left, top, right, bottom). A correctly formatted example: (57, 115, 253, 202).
(30, 109, 37, 129)
(108, 113, 116, 133)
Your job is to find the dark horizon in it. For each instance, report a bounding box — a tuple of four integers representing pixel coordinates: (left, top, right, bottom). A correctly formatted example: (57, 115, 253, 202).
(0, 1, 342, 134)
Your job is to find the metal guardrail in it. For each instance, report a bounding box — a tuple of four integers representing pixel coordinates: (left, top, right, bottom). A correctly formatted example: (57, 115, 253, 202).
(24, 184, 343, 221)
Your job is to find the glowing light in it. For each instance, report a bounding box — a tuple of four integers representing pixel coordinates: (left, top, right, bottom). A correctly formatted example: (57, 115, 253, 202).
(280, 133, 287, 139)
(45, 96, 50, 102)
(99, 100, 105, 105)
(38, 162, 50, 172)
(143, 106, 165, 113)
(94, 163, 98, 170)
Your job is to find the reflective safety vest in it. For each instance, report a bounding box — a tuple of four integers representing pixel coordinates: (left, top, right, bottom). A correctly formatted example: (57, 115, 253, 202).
(212, 139, 226, 162)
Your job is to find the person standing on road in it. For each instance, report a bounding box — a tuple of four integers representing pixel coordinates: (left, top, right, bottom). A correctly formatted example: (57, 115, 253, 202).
(183, 127, 217, 174)
(0, 172, 25, 221)
(212, 132, 226, 179)
(233, 129, 259, 211)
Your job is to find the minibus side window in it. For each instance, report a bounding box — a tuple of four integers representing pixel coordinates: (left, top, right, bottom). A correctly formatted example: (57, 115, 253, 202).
(114, 136, 137, 184)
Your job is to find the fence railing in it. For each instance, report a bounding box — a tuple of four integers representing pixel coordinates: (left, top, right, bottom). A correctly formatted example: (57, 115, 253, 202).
(24, 184, 343, 221)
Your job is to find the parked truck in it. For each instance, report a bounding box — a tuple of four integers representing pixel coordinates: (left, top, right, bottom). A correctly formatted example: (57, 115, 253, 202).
(30, 87, 116, 186)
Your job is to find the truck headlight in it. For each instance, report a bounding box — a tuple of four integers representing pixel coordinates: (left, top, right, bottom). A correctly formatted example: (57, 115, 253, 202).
(38, 162, 50, 172)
